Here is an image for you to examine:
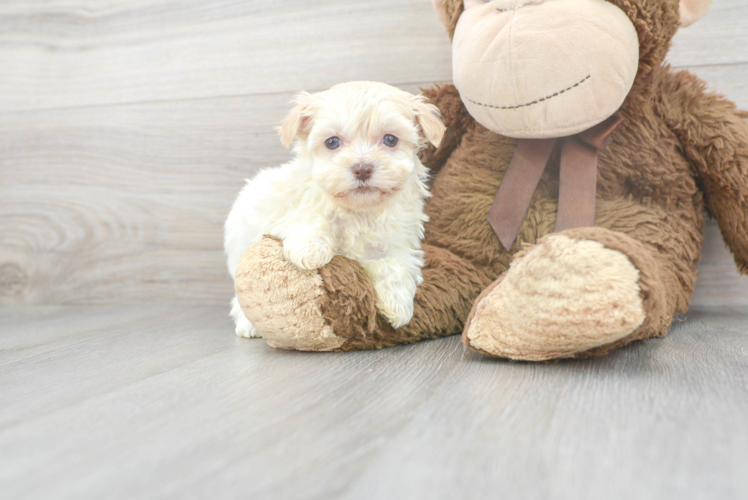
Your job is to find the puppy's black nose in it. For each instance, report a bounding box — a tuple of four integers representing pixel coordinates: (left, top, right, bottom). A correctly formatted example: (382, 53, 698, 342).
(352, 164, 374, 182)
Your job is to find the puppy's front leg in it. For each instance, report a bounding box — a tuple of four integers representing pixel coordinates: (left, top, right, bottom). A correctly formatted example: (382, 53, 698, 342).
(363, 258, 421, 329)
(282, 220, 336, 271)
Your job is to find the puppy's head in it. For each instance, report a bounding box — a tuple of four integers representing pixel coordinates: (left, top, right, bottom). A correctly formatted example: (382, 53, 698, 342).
(279, 81, 445, 208)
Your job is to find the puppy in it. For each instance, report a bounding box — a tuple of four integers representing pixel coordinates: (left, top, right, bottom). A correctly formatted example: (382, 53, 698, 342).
(224, 81, 445, 338)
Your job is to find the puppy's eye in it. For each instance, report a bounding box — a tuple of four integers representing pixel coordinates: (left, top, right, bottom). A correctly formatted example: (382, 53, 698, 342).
(325, 137, 341, 150)
(383, 135, 398, 147)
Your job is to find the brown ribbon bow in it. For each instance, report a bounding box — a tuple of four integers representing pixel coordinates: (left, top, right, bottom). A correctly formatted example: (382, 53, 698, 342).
(487, 114, 624, 251)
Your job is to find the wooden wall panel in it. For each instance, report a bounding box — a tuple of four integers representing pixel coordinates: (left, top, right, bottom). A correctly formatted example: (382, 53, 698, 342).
(0, 0, 452, 112)
(0, 0, 746, 305)
(1, 94, 288, 304)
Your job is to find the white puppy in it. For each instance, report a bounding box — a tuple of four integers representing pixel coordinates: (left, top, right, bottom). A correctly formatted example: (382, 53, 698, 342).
(224, 81, 445, 338)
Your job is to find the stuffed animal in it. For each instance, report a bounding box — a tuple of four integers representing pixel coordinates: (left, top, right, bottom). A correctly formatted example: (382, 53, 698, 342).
(234, 0, 748, 360)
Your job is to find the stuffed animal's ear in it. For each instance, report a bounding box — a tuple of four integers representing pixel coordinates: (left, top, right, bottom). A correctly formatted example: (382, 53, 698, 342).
(432, 0, 450, 28)
(413, 97, 446, 148)
(680, 0, 713, 27)
(279, 92, 316, 149)
(432, 0, 464, 38)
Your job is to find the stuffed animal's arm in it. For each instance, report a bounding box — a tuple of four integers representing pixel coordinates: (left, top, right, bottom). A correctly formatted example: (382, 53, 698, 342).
(666, 70, 748, 274)
(419, 84, 473, 174)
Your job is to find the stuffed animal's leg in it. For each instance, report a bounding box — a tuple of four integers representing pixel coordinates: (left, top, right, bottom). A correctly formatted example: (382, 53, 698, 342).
(666, 70, 748, 273)
(463, 200, 702, 361)
(234, 237, 490, 351)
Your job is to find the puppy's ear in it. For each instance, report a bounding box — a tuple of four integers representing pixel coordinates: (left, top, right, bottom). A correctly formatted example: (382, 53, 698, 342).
(413, 96, 446, 148)
(279, 92, 316, 149)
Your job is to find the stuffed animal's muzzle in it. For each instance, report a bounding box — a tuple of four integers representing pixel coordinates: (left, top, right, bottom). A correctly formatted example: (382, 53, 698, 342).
(453, 0, 639, 139)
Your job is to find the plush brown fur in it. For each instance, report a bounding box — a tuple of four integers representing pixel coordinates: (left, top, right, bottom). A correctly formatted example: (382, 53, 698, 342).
(317, 244, 491, 350)
(236, 0, 748, 359)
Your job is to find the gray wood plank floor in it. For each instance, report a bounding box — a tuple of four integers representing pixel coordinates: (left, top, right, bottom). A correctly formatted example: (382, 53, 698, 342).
(1, 302, 747, 500)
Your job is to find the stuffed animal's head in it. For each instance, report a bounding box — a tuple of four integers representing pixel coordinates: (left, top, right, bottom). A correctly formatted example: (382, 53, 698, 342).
(279, 81, 444, 208)
(433, 0, 713, 138)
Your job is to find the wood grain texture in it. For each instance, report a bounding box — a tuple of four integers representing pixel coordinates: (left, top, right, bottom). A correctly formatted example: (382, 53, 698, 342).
(0, 0, 743, 113)
(0, 304, 746, 499)
(0, 0, 452, 112)
(1, 0, 747, 305)
(668, 0, 748, 68)
(0, 94, 287, 304)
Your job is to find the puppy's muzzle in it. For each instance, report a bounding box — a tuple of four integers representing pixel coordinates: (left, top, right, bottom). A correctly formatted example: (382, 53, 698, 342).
(352, 163, 374, 182)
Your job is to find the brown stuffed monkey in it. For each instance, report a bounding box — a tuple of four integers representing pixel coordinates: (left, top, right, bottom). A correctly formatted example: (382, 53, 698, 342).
(234, 0, 748, 360)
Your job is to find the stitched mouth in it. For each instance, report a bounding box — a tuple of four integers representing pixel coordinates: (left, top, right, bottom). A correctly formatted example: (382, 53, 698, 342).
(464, 75, 591, 111)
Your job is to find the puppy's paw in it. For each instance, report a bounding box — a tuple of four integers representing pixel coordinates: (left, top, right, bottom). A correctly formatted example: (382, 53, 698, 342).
(380, 304, 414, 329)
(374, 282, 415, 329)
(235, 315, 262, 339)
(283, 238, 335, 271)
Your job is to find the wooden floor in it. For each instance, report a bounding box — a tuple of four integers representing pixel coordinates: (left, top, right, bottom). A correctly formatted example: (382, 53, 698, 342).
(2, 0, 748, 498)
(2, 299, 747, 500)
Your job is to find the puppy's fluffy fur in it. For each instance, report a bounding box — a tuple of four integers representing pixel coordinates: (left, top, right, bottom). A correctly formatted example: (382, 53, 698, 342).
(224, 81, 445, 338)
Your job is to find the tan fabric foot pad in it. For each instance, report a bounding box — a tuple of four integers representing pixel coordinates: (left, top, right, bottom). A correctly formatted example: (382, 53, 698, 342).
(235, 238, 345, 351)
(463, 234, 646, 361)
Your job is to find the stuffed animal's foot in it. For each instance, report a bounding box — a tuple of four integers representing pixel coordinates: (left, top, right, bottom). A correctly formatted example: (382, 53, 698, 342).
(463, 229, 662, 361)
(234, 237, 347, 351)
(235, 237, 403, 351)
